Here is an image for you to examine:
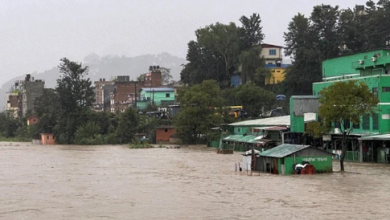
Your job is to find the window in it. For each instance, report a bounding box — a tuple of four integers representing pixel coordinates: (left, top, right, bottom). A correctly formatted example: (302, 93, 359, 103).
(383, 87, 390, 92)
(372, 87, 378, 97)
(353, 123, 360, 129)
(165, 128, 168, 132)
(373, 113, 379, 130)
(343, 119, 350, 129)
(362, 114, 370, 130)
(269, 49, 276, 55)
(166, 93, 170, 98)
(47, 135, 49, 140)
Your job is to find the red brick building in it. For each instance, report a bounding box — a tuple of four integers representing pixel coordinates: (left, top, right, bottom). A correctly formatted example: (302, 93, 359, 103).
(110, 68, 162, 113)
(111, 81, 141, 113)
(27, 116, 39, 126)
(156, 126, 176, 143)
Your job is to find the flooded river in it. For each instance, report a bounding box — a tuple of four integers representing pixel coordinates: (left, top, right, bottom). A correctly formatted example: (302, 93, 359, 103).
(1, 142, 390, 219)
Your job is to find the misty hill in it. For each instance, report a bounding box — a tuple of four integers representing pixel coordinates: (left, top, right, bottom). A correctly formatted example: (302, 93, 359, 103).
(0, 53, 186, 110)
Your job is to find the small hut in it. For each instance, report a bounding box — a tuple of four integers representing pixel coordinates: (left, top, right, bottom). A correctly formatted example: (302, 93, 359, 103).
(41, 133, 56, 145)
(258, 144, 334, 175)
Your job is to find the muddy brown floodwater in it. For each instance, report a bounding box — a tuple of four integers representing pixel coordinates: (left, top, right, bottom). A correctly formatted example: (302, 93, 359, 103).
(1, 143, 390, 220)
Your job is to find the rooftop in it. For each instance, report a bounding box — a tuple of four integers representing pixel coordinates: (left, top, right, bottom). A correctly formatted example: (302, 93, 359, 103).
(141, 88, 175, 92)
(259, 144, 311, 158)
(229, 113, 316, 127)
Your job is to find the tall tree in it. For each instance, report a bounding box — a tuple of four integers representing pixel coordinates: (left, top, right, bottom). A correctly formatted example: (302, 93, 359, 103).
(160, 67, 173, 85)
(54, 58, 95, 143)
(56, 58, 95, 114)
(310, 4, 341, 60)
(196, 22, 241, 86)
(239, 13, 264, 50)
(283, 13, 319, 95)
(338, 6, 369, 54)
(116, 108, 140, 144)
(180, 41, 225, 85)
(318, 81, 378, 171)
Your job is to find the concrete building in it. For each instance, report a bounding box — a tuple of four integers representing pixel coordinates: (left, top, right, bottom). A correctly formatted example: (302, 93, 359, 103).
(8, 74, 45, 117)
(109, 67, 163, 113)
(261, 43, 283, 65)
(5, 92, 19, 118)
(93, 78, 112, 112)
(136, 88, 175, 110)
(311, 49, 390, 163)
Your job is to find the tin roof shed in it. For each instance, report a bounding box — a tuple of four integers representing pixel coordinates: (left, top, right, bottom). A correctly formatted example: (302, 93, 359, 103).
(259, 144, 311, 158)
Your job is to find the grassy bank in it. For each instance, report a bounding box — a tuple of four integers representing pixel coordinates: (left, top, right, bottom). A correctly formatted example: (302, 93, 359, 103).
(0, 136, 30, 142)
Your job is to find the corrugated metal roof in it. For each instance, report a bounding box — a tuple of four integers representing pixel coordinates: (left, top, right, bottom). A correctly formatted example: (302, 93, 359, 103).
(141, 87, 175, 92)
(229, 113, 316, 127)
(223, 134, 263, 143)
(259, 144, 311, 158)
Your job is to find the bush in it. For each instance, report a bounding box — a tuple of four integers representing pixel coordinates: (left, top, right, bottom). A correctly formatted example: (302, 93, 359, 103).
(129, 139, 153, 149)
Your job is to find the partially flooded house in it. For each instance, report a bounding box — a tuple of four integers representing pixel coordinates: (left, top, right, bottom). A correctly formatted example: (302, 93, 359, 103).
(218, 113, 316, 152)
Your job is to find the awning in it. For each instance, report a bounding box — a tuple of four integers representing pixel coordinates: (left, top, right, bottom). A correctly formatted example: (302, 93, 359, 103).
(262, 126, 288, 131)
(223, 134, 265, 144)
(359, 134, 390, 141)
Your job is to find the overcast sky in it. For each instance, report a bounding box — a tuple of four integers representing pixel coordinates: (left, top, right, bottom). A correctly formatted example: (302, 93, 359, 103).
(0, 0, 368, 85)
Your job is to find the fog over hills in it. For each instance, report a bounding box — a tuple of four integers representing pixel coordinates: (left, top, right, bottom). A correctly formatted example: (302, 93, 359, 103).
(0, 52, 186, 110)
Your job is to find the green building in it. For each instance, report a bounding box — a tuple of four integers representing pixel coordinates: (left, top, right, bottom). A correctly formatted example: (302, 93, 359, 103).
(136, 88, 175, 110)
(312, 49, 390, 163)
(216, 114, 316, 152)
(258, 144, 334, 175)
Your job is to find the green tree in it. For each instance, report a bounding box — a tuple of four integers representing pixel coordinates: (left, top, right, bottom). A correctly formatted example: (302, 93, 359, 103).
(233, 83, 275, 117)
(318, 81, 378, 171)
(34, 88, 61, 134)
(180, 41, 225, 85)
(239, 13, 264, 50)
(196, 22, 240, 86)
(283, 13, 319, 96)
(238, 46, 268, 85)
(0, 112, 20, 138)
(54, 58, 95, 144)
(338, 6, 369, 54)
(116, 108, 140, 144)
(174, 80, 225, 144)
(160, 67, 173, 85)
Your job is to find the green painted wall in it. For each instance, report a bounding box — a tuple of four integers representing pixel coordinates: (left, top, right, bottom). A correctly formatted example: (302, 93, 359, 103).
(139, 90, 175, 106)
(313, 75, 390, 135)
(322, 49, 390, 79)
(283, 156, 333, 175)
(234, 127, 250, 134)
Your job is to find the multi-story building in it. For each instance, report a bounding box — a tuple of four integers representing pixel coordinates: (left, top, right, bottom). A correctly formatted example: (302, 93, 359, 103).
(20, 74, 45, 117)
(312, 49, 390, 163)
(5, 92, 19, 118)
(5, 75, 44, 117)
(234, 44, 289, 86)
(110, 79, 141, 113)
(109, 66, 162, 113)
(261, 43, 283, 65)
(93, 78, 112, 112)
(261, 43, 290, 85)
(136, 88, 175, 110)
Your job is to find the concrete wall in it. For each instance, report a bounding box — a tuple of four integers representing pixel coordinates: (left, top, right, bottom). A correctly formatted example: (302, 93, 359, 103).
(22, 80, 44, 116)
